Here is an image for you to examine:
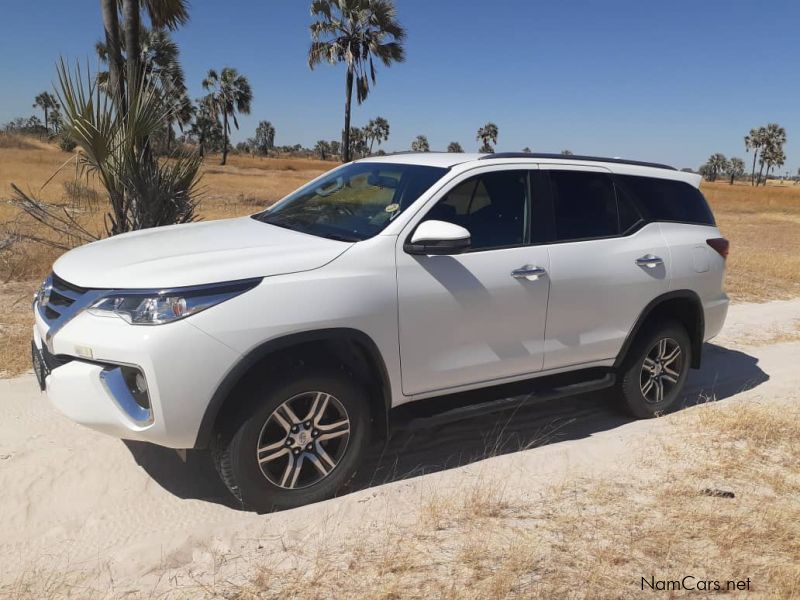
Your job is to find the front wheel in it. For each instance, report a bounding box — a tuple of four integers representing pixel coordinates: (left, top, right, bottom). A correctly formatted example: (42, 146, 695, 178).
(212, 369, 370, 512)
(617, 321, 691, 419)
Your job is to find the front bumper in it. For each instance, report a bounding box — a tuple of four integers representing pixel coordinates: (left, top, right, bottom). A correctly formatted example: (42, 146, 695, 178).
(33, 303, 241, 448)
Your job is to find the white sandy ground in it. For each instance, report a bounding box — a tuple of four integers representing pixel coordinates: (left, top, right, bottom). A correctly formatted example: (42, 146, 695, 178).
(1, 299, 799, 597)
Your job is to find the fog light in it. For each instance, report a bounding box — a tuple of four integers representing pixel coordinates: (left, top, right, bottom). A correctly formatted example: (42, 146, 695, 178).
(121, 366, 150, 410)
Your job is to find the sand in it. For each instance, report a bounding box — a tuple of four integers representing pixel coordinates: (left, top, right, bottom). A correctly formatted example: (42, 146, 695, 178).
(1, 298, 799, 597)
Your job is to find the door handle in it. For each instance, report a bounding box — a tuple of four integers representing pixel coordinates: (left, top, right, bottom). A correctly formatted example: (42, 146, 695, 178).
(635, 254, 664, 268)
(511, 265, 547, 280)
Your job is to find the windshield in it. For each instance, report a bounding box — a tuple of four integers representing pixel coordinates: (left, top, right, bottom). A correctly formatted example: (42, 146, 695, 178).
(253, 162, 447, 242)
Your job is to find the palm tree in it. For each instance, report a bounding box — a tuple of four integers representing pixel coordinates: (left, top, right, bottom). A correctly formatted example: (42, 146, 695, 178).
(314, 140, 331, 160)
(761, 145, 785, 184)
(522, 146, 532, 153)
(33, 92, 59, 133)
(411, 135, 429, 152)
(476, 122, 498, 153)
(365, 116, 390, 154)
(308, 0, 405, 163)
(189, 97, 222, 158)
(50, 108, 63, 134)
(100, 0, 189, 109)
(254, 121, 276, 156)
(37, 59, 202, 236)
(744, 127, 765, 185)
(97, 28, 192, 151)
(728, 157, 745, 185)
(757, 123, 787, 186)
(447, 141, 463, 153)
(202, 68, 253, 165)
(705, 153, 728, 181)
(347, 126, 369, 158)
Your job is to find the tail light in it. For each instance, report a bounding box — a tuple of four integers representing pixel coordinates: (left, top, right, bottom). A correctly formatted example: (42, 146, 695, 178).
(707, 238, 729, 259)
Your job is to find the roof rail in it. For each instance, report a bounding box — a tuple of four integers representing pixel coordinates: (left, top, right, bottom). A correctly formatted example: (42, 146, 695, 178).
(479, 152, 676, 171)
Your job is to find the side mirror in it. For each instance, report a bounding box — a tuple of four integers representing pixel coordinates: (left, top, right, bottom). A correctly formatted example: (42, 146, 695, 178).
(404, 220, 471, 255)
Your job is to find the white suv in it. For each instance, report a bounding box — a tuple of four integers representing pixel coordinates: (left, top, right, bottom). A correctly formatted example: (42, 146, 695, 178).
(32, 152, 729, 511)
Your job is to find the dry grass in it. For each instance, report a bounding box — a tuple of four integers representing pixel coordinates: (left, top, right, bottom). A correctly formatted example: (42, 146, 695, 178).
(0, 281, 37, 377)
(703, 181, 800, 301)
(0, 132, 54, 151)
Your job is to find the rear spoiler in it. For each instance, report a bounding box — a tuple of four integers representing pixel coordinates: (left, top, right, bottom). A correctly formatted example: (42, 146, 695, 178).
(686, 172, 703, 188)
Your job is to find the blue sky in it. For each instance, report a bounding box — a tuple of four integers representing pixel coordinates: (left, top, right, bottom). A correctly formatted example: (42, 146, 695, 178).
(1, 0, 797, 172)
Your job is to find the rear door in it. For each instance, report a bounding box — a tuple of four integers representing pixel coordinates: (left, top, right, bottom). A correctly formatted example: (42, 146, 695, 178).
(538, 166, 670, 370)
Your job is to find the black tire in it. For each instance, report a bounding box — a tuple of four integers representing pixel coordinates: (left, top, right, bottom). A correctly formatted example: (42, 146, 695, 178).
(212, 368, 370, 513)
(617, 320, 691, 419)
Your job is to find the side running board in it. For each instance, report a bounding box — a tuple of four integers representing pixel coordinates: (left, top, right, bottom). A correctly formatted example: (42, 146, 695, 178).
(391, 372, 616, 432)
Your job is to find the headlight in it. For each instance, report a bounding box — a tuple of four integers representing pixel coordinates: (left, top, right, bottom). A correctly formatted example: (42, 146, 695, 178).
(87, 278, 261, 325)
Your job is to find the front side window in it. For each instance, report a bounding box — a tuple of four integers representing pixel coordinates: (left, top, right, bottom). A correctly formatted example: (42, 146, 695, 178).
(424, 170, 528, 250)
(548, 170, 618, 241)
(254, 162, 447, 241)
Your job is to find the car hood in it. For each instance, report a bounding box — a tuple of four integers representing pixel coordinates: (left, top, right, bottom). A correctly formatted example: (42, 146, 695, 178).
(53, 217, 353, 289)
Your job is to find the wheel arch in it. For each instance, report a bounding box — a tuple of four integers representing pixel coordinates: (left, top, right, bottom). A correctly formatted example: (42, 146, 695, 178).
(614, 290, 705, 370)
(193, 328, 392, 449)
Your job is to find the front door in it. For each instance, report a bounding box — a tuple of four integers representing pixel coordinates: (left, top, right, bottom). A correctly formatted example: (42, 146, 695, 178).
(396, 168, 550, 397)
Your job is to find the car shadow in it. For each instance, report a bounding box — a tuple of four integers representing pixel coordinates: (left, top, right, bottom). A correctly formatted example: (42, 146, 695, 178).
(123, 343, 768, 509)
(352, 343, 768, 490)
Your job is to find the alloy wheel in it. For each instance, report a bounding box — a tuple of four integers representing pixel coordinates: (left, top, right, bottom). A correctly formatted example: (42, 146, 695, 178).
(640, 337, 683, 404)
(256, 391, 351, 489)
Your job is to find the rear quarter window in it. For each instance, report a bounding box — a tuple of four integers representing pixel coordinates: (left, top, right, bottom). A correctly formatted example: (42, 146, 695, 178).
(615, 175, 715, 226)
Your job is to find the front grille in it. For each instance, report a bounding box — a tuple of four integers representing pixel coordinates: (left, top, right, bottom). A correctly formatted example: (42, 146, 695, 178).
(40, 273, 89, 324)
(52, 273, 88, 296)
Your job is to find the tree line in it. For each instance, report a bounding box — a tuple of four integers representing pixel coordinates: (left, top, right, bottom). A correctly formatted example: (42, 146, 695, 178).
(700, 123, 789, 185)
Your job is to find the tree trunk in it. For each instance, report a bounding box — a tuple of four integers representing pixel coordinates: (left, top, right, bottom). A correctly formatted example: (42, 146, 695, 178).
(730, 173, 735, 185)
(342, 66, 354, 163)
(221, 112, 228, 165)
(757, 159, 766, 186)
(123, 0, 141, 95)
(750, 150, 758, 186)
(44, 107, 49, 134)
(101, 0, 125, 112)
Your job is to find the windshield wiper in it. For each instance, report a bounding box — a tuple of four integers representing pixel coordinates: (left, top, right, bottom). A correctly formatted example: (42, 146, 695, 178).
(320, 232, 361, 243)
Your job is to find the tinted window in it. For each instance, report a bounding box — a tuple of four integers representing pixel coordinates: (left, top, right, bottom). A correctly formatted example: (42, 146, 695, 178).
(548, 171, 618, 241)
(615, 183, 645, 234)
(254, 162, 446, 241)
(615, 175, 715, 225)
(425, 171, 527, 250)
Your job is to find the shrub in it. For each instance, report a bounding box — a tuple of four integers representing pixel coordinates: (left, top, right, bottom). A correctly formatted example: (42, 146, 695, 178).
(58, 134, 76, 152)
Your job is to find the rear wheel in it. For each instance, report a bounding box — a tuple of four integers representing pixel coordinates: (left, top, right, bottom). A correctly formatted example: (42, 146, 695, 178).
(212, 369, 370, 512)
(618, 321, 691, 418)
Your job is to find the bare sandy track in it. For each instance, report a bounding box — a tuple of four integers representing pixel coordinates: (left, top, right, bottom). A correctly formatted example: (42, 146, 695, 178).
(1, 299, 799, 596)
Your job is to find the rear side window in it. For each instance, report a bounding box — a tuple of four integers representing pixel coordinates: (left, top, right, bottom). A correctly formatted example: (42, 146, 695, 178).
(548, 170, 618, 241)
(615, 175, 715, 226)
